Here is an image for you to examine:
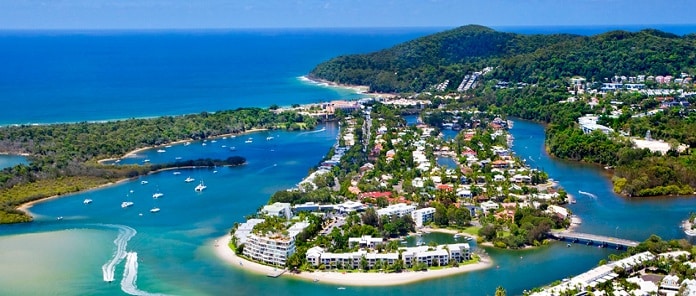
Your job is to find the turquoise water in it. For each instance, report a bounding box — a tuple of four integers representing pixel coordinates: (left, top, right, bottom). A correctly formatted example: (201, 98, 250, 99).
(0, 155, 27, 169)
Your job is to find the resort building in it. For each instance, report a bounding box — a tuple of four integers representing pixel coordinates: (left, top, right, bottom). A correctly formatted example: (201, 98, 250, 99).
(348, 235, 384, 249)
(240, 222, 309, 267)
(578, 115, 614, 135)
(411, 207, 436, 228)
(261, 202, 293, 219)
(377, 203, 416, 218)
(305, 243, 471, 269)
(233, 218, 265, 244)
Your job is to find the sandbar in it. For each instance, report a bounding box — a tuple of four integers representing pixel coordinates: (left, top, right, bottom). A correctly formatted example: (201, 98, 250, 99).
(212, 234, 493, 287)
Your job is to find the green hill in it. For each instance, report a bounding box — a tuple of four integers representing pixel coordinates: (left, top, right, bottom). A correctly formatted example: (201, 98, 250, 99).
(309, 25, 696, 92)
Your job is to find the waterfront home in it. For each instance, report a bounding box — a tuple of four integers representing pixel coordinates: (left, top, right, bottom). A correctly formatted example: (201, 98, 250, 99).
(661, 274, 680, 294)
(480, 201, 499, 213)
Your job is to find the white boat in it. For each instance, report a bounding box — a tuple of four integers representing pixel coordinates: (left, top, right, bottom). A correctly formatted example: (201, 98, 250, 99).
(194, 182, 207, 192)
(453, 234, 461, 239)
(266, 136, 274, 140)
(184, 142, 191, 146)
(185, 176, 195, 183)
(245, 139, 253, 144)
(140, 180, 149, 185)
(202, 143, 207, 146)
(83, 199, 93, 205)
(211, 140, 217, 143)
(57, 216, 63, 220)
(157, 149, 166, 153)
(175, 156, 182, 160)
(173, 171, 181, 175)
(152, 192, 164, 199)
(229, 146, 236, 151)
(150, 207, 160, 213)
(143, 159, 150, 163)
(121, 201, 134, 208)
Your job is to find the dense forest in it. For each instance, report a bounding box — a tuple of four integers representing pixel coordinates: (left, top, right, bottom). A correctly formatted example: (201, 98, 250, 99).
(310, 25, 696, 93)
(0, 108, 317, 223)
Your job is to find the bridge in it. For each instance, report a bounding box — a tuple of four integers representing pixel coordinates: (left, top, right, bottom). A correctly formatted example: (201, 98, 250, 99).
(548, 231, 639, 249)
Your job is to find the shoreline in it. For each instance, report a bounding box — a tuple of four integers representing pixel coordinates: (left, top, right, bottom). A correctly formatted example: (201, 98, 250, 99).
(98, 128, 269, 164)
(301, 75, 398, 99)
(212, 234, 493, 287)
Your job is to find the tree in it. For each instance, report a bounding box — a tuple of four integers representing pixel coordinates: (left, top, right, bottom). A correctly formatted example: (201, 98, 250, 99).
(495, 286, 507, 296)
(362, 207, 379, 227)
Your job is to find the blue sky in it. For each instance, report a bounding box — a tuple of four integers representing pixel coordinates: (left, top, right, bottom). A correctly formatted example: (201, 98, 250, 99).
(1, 0, 694, 30)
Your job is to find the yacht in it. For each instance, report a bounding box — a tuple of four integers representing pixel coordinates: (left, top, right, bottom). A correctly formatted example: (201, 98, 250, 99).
(194, 182, 207, 192)
(121, 201, 134, 208)
(143, 159, 150, 163)
(172, 171, 181, 175)
(157, 149, 166, 153)
(185, 177, 195, 183)
(150, 207, 160, 213)
(266, 136, 274, 141)
(140, 180, 149, 185)
(152, 192, 164, 199)
(83, 199, 93, 205)
(245, 139, 253, 144)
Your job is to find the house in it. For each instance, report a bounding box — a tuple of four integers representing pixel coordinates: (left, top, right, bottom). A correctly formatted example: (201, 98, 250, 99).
(377, 203, 416, 218)
(480, 201, 499, 212)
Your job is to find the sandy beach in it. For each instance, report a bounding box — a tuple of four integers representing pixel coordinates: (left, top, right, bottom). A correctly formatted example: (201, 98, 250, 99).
(212, 234, 493, 287)
(17, 178, 132, 216)
(301, 76, 398, 99)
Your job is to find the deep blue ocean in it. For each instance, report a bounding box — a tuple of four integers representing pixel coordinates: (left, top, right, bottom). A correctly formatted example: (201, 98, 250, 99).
(1, 25, 696, 295)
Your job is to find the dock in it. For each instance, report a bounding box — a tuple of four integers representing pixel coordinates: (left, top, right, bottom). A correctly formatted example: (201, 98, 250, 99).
(267, 268, 287, 278)
(548, 231, 639, 249)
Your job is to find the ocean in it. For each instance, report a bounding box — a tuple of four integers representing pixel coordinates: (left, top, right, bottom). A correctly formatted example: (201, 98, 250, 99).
(1, 26, 696, 295)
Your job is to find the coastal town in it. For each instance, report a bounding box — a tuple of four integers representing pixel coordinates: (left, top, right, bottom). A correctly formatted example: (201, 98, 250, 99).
(223, 88, 575, 283)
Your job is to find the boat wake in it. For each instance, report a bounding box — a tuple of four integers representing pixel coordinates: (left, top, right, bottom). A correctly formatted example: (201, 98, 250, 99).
(577, 190, 597, 199)
(298, 127, 326, 135)
(121, 252, 167, 296)
(102, 224, 137, 282)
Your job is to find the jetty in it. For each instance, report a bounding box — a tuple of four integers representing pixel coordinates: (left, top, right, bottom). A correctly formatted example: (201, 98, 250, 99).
(267, 268, 287, 278)
(548, 231, 639, 249)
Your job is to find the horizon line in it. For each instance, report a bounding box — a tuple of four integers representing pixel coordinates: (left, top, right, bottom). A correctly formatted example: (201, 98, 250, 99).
(1, 23, 696, 32)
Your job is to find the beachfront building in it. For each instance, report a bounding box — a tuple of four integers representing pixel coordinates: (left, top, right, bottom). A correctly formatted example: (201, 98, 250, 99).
(261, 202, 293, 219)
(240, 221, 309, 267)
(305, 243, 471, 269)
(411, 207, 436, 228)
(377, 203, 416, 218)
(233, 218, 265, 244)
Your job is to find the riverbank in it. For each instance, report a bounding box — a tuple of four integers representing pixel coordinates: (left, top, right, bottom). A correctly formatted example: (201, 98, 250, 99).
(213, 234, 493, 287)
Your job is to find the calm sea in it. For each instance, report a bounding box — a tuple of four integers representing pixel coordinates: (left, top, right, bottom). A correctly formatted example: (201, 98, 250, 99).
(1, 26, 696, 295)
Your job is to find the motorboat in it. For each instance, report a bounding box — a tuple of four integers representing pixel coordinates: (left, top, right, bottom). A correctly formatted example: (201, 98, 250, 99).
(185, 177, 195, 183)
(194, 182, 207, 192)
(150, 207, 160, 213)
(140, 180, 149, 185)
(121, 201, 134, 208)
(83, 199, 93, 205)
(152, 192, 164, 199)
(157, 149, 166, 153)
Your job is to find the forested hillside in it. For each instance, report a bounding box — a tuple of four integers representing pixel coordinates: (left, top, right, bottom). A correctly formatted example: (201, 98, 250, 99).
(310, 25, 696, 92)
